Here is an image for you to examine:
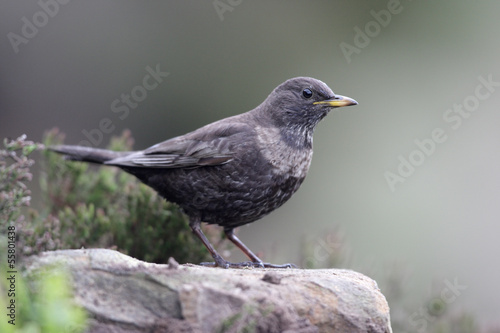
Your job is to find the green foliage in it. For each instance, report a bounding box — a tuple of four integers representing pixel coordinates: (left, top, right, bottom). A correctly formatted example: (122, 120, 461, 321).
(0, 136, 86, 332)
(1, 131, 228, 264)
(0, 135, 41, 230)
(0, 256, 87, 333)
(17, 130, 221, 263)
(23, 129, 226, 264)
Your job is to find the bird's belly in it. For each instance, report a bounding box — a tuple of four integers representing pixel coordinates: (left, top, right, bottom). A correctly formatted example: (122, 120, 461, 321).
(142, 159, 308, 228)
(199, 171, 306, 227)
(201, 149, 312, 226)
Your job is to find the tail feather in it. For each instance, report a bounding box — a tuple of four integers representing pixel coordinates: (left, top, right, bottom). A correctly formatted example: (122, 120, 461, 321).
(49, 145, 131, 164)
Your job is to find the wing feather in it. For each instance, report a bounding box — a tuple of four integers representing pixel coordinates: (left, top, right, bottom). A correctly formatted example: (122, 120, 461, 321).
(105, 120, 253, 168)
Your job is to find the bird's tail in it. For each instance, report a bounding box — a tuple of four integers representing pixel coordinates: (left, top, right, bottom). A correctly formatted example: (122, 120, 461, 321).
(49, 145, 130, 164)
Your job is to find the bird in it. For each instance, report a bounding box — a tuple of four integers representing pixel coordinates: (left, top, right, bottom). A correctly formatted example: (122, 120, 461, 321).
(50, 77, 357, 268)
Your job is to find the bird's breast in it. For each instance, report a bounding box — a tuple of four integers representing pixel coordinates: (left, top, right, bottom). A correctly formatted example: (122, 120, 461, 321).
(255, 125, 313, 180)
(266, 148, 313, 181)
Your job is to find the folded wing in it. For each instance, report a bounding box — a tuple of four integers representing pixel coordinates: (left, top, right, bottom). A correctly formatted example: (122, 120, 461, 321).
(105, 121, 252, 169)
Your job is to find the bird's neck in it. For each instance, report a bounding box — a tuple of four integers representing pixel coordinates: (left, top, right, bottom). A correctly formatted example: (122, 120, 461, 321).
(279, 125, 313, 150)
(251, 106, 314, 151)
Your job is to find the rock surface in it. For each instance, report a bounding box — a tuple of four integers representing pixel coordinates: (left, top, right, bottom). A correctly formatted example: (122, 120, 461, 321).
(23, 249, 392, 333)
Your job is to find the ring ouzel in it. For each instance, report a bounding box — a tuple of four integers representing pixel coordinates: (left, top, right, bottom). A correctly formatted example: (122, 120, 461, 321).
(50, 77, 358, 268)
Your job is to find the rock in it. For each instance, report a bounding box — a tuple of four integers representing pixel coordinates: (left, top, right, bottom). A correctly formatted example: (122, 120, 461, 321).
(23, 249, 392, 333)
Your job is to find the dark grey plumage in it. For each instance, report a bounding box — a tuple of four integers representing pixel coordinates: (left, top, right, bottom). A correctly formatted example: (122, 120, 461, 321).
(50, 77, 357, 268)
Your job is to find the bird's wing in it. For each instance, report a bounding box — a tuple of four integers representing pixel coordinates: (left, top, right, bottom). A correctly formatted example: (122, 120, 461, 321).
(105, 121, 253, 168)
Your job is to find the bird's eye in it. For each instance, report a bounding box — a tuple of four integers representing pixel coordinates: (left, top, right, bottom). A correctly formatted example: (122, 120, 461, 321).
(302, 88, 313, 99)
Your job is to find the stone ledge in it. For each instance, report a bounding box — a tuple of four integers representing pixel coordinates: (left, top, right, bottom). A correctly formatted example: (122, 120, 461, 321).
(24, 249, 392, 333)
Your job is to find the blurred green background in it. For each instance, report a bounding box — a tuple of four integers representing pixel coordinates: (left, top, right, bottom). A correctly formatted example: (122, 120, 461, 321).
(1, 1, 499, 330)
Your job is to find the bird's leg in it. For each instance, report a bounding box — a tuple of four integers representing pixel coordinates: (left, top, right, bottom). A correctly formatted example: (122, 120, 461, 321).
(190, 220, 296, 269)
(224, 228, 298, 269)
(190, 219, 230, 269)
(190, 221, 262, 268)
(224, 228, 264, 267)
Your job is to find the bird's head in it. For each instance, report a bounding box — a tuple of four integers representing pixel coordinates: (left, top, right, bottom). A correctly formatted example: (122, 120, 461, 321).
(263, 77, 357, 136)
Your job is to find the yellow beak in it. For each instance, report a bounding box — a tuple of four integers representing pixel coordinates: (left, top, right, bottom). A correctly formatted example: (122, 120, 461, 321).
(313, 95, 358, 107)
